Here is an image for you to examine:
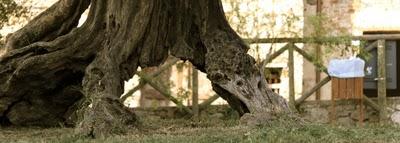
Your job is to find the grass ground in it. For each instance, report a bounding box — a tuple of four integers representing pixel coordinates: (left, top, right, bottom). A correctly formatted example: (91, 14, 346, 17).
(1, 108, 400, 143)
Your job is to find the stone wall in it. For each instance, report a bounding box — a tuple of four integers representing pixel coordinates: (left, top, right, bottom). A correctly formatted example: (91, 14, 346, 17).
(299, 97, 400, 126)
(133, 98, 400, 126)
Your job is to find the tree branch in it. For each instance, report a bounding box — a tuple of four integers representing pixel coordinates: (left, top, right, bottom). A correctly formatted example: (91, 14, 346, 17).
(5, 0, 90, 50)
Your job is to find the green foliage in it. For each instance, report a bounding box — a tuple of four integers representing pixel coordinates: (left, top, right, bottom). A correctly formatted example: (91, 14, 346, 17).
(224, 0, 301, 39)
(175, 61, 188, 72)
(357, 41, 373, 62)
(176, 87, 190, 103)
(306, 14, 365, 60)
(307, 14, 330, 37)
(0, 0, 27, 37)
(0, 0, 27, 53)
(223, 0, 302, 64)
(281, 12, 301, 38)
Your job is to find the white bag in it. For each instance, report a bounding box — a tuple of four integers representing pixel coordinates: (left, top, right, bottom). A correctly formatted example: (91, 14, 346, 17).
(328, 57, 365, 78)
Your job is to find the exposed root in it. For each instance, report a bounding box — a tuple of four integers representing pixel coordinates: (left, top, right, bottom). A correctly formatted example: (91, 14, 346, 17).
(75, 99, 137, 138)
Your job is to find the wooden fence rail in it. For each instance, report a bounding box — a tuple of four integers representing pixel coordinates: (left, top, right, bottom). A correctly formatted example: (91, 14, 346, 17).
(244, 34, 400, 44)
(120, 58, 180, 102)
(135, 72, 193, 114)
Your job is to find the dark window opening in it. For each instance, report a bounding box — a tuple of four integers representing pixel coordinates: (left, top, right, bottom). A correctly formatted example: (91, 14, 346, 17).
(264, 67, 283, 94)
(363, 31, 400, 97)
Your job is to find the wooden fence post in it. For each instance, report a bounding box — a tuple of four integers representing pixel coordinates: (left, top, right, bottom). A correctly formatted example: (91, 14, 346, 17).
(288, 43, 296, 110)
(192, 67, 199, 120)
(377, 39, 387, 122)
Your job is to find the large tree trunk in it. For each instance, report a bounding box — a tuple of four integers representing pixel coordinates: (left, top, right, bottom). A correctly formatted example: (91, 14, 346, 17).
(0, 0, 290, 137)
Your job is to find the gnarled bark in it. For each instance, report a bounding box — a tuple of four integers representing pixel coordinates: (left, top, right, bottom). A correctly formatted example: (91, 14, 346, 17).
(0, 0, 290, 137)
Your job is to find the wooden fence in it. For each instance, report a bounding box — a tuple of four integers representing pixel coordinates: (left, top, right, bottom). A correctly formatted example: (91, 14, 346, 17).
(245, 34, 399, 122)
(121, 34, 399, 122)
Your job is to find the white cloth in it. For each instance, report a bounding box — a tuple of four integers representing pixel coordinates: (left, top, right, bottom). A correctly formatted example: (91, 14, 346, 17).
(328, 57, 365, 78)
